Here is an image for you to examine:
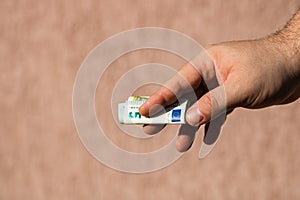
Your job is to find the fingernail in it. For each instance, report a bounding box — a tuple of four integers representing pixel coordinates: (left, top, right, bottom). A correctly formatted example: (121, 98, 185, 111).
(186, 104, 203, 126)
(138, 106, 144, 115)
(139, 102, 148, 116)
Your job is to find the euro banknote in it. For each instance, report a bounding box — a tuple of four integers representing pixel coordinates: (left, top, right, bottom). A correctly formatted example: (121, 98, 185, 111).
(118, 96, 188, 124)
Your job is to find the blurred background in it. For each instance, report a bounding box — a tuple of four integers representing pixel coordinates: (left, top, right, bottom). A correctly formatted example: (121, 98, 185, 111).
(1, 0, 300, 199)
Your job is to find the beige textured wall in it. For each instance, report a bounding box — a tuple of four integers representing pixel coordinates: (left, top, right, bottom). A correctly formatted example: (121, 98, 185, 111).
(1, 0, 300, 199)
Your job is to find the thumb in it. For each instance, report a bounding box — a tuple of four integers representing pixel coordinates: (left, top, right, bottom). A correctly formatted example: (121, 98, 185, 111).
(185, 83, 237, 126)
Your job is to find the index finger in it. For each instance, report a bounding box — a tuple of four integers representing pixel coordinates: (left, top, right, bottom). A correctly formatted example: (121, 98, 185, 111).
(139, 62, 202, 117)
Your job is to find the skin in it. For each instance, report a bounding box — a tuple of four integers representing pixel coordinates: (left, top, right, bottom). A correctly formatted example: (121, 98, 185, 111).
(139, 10, 300, 152)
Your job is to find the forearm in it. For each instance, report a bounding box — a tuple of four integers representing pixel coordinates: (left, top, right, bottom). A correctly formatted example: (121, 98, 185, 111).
(267, 9, 300, 80)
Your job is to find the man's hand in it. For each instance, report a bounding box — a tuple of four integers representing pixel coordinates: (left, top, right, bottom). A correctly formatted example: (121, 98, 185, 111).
(139, 11, 300, 152)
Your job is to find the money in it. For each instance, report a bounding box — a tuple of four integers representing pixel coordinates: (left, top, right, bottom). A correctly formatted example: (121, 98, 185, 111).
(118, 96, 188, 124)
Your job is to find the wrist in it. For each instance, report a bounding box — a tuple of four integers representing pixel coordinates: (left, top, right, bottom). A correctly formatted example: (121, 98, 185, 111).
(265, 10, 300, 80)
(264, 33, 300, 81)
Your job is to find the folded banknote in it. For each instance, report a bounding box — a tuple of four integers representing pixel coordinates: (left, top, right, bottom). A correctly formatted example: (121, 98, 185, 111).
(118, 96, 188, 124)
